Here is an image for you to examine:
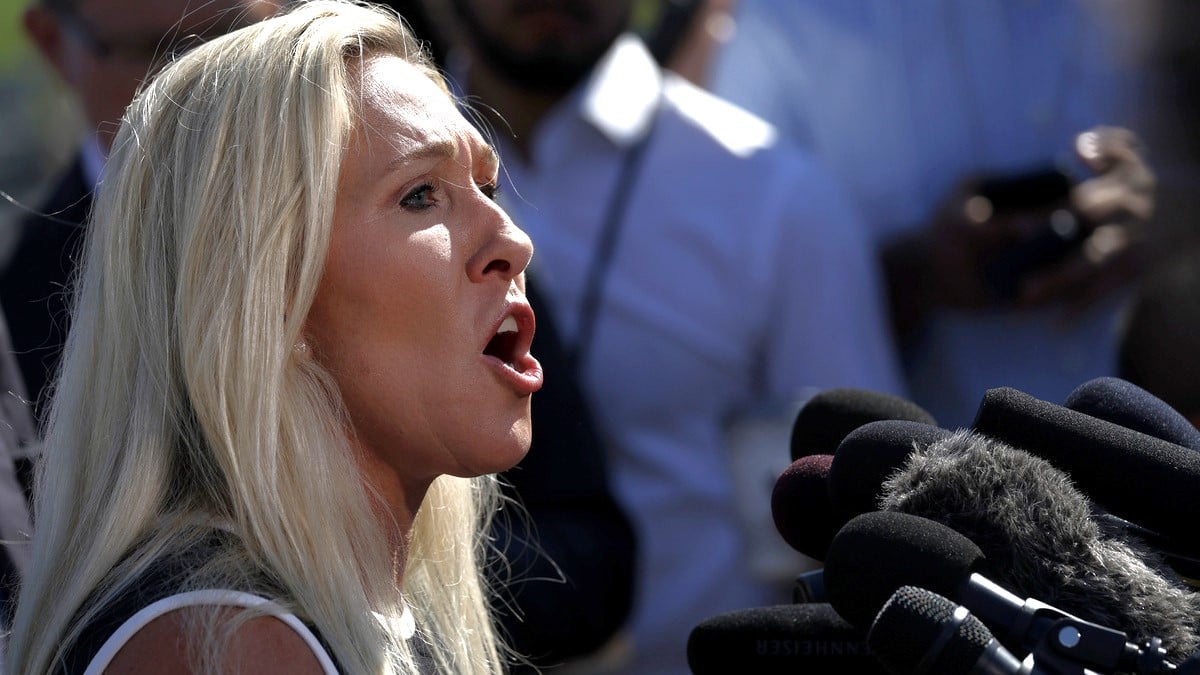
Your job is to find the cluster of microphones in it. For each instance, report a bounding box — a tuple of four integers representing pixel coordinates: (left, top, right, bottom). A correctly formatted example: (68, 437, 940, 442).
(687, 377, 1200, 674)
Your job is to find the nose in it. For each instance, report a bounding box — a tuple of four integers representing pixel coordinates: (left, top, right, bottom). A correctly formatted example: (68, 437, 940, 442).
(467, 198, 534, 284)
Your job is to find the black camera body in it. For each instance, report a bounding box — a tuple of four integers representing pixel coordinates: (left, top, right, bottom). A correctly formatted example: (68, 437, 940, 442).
(978, 166, 1090, 302)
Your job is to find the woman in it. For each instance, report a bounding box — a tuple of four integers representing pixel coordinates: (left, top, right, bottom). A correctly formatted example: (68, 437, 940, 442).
(6, 1, 543, 672)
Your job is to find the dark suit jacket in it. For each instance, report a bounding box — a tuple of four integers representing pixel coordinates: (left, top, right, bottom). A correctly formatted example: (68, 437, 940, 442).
(0, 156, 88, 624)
(0, 155, 91, 429)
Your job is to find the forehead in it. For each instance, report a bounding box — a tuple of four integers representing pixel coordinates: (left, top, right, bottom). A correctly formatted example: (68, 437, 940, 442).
(355, 55, 490, 161)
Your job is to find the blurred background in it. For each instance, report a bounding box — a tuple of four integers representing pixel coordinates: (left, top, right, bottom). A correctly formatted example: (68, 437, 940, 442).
(1, 0, 1198, 379)
(0, 0, 80, 265)
(3, 0, 1197, 259)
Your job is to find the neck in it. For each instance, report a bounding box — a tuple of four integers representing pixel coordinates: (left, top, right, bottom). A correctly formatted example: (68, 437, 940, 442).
(354, 448, 430, 584)
(381, 484, 425, 587)
(465, 55, 569, 162)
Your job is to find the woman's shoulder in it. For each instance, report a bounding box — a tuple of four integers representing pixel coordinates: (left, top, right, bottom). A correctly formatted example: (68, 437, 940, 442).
(92, 590, 335, 675)
(58, 533, 339, 675)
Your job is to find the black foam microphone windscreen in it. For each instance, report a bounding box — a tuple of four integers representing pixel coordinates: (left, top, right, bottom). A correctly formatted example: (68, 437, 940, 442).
(823, 511, 988, 631)
(771, 454, 838, 560)
(828, 420, 952, 522)
(773, 421, 951, 563)
(790, 388, 936, 461)
(972, 386, 1200, 547)
(686, 603, 886, 674)
(881, 429, 1200, 660)
(1064, 376, 1200, 451)
(1062, 378, 1200, 579)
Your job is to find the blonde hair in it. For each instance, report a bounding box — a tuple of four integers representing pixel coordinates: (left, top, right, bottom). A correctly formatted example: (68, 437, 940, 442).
(7, 2, 505, 673)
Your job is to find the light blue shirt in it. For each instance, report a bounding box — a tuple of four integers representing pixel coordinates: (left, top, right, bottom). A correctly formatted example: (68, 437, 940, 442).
(712, 0, 1142, 426)
(482, 35, 904, 674)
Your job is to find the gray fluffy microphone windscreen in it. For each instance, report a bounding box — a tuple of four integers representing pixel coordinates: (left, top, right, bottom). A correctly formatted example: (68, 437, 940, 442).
(879, 429, 1200, 660)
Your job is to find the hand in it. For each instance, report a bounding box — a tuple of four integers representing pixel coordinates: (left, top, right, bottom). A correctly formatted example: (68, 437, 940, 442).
(883, 126, 1155, 339)
(1016, 126, 1155, 313)
(894, 174, 1055, 312)
(882, 179, 1024, 336)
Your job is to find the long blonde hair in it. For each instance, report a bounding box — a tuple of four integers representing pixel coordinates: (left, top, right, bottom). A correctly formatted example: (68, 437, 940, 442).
(7, 2, 504, 673)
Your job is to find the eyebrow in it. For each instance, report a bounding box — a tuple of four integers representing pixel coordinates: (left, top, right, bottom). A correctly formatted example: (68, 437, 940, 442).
(385, 139, 457, 173)
(384, 138, 500, 178)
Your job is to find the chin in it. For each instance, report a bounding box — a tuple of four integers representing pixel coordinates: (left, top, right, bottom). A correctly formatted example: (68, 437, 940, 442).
(493, 422, 533, 472)
(457, 420, 532, 477)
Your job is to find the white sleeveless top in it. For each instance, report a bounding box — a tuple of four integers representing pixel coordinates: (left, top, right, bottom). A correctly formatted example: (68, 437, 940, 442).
(82, 589, 417, 674)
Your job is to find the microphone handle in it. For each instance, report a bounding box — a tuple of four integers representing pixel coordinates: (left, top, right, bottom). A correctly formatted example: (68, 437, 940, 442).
(972, 640, 1024, 675)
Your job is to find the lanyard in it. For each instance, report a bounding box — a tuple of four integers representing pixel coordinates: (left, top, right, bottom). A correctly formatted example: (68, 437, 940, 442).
(567, 116, 657, 377)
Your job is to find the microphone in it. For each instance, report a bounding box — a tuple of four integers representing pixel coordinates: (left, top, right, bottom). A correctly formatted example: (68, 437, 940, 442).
(771, 454, 838, 561)
(828, 420, 952, 522)
(879, 430, 1200, 660)
(824, 510, 988, 631)
(976, 386, 1200, 580)
(1063, 377, 1200, 452)
(685, 602, 887, 674)
(771, 421, 950, 563)
(868, 585, 1026, 675)
(770, 422, 942, 587)
(971, 386, 1200, 547)
(827, 513, 1183, 672)
(790, 388, 935, 461)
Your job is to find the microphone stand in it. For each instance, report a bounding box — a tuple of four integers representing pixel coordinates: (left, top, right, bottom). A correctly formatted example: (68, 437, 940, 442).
(958, 574, 1176, 674)
(1021, 614, 1175, 674)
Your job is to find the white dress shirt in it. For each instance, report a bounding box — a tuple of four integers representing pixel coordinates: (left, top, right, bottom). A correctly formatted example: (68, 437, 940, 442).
(484, 35, 905, 674)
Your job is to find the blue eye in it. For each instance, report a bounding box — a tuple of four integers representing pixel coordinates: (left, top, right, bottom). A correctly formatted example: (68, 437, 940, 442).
(400, 183, 439, 211)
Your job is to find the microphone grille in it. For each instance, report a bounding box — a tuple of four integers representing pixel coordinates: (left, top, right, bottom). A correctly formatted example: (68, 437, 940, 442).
(868, 586, 991, 675)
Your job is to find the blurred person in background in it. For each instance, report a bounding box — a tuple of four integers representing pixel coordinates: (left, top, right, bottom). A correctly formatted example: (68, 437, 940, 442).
(1112, 0, 1200, 427)
(2, 0, 283, 431)
(1118, 250, 1200, 427)
(0, 316, 33, 668)
(705, 0, 1156, 426)
(427, 0, 905, 671)
(0, 0, 76, 261)
(0, 0, 280, 656)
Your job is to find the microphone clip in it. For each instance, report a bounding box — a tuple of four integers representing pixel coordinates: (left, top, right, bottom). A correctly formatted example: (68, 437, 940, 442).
(1025, 614, 1175, 674)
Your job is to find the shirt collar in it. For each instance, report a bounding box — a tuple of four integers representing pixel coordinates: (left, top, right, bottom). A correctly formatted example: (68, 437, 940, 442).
(446, 33, 663, 151)
(578, 33, 663, 148)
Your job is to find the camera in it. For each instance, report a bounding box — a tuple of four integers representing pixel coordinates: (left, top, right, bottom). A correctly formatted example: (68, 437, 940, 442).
(976, 166, 1091, 302)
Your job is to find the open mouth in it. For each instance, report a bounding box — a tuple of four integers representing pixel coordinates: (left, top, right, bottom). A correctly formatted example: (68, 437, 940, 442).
(482, 306, 543, 394)
(484, 315, 521, 366)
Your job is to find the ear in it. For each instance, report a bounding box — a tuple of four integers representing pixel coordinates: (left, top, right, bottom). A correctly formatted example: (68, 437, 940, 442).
(23, 5, 72, 82)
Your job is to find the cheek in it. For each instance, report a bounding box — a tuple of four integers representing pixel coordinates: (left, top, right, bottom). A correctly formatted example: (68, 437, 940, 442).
(308, 275, 438, 386)
(316, 223, 451, 332)
(307, 226, 464, 419)
(306, 301, 430, 472)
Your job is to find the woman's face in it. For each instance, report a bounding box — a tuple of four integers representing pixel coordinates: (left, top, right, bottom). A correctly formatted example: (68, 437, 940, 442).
(306, 55, 542, 502)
